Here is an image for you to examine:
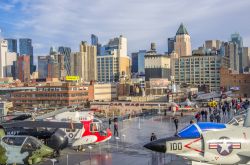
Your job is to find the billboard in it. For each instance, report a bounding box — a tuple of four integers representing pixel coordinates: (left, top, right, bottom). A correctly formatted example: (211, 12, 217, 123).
(66, 76, 80, 81)
(149, 78, 170, 88)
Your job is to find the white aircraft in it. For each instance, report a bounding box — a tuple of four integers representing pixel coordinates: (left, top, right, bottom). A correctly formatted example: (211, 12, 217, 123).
(194, 91, 232, 101)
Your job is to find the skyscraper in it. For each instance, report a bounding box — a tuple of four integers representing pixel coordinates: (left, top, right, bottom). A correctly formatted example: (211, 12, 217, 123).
(16, 55, 30, 82)
(91, 34, 98, 45)
(168, 37, 175, 54)
(131, 50, 146, 75)
(138, 50, 147, 75)
(38, 56, 49, 79)
(5, 38, 17, 53)
(0, 39, 8, 77)
(91, 34, 101, 56)
(58, 46, 71, 76)
(131, 52, 138, 74)
(222, 42, 239, 72)
(242, 47, 250, 70)
(71, 41, 97, 81)
(19, 38, 36, 74)
(174, 23, 192, 57)
(231, 33, 243, 72)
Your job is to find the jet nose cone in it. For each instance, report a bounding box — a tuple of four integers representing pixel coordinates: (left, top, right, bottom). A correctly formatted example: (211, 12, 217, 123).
(144, 138, 166, 153)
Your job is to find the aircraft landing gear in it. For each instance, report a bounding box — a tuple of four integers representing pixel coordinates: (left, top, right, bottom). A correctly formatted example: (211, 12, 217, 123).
(52, 150, 60, 157)
(76, 145, 85, 152)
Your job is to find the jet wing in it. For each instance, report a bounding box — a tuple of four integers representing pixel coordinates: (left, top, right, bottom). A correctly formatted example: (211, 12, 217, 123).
(1, 121, 83, 129)
(238, 151, 250, 157)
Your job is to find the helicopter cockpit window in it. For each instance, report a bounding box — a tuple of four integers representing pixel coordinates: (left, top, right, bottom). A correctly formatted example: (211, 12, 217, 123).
(23, 137, 41, 150)
(2, 137, 25, 146)
(90, 123, 100, 132)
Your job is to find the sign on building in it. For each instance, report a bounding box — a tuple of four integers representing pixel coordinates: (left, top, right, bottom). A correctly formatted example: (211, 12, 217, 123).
(66, 76, 80, 81)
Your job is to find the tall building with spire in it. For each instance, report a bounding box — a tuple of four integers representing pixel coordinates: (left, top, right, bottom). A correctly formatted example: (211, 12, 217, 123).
(174, 23, 192, 57)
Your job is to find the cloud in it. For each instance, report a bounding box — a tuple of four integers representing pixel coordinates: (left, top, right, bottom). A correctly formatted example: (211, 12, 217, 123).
(1, 0, 250, 57)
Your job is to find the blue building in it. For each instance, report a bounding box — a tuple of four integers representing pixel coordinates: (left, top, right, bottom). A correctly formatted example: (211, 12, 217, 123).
(5, 38, 17, 53)
(168, 37, 175, 54)
(19, 38, 36, 74)
(137, 50, 146, 75)
(58, 46, 71, 76)
(91, 34, 101, 56)
(131, 52, 138, 74)
(131, 50, 146, 76)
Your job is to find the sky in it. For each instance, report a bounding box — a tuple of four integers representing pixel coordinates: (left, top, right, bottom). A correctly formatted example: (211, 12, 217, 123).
(1, 0, 250, 60)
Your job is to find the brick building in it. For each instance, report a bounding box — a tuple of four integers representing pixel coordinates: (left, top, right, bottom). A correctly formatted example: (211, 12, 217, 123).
(220, 67, 250, 97)
(11, 82, 88, 109)
(16, 55, 30, 82)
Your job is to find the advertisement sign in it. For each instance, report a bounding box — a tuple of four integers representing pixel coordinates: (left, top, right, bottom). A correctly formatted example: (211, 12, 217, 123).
(149, 78, 169, 88)
(66, 76, 80, 81)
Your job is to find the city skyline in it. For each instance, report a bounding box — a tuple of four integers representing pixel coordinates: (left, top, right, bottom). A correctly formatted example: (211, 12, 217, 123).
(0, 0, 250, 59)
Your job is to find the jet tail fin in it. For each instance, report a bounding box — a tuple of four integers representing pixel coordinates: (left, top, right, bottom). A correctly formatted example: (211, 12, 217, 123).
(243, 108, 250, 127)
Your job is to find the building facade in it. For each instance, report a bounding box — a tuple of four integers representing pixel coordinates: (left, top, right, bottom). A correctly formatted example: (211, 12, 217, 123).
(38, 56, 49, 79)
(0, 40, 8, 78)
(58, 46, 71, 76)
(174, 23, 192, 57)
(47, 54, 65, 79)
(6, 52, 17, 77)
(243, 47, 250, 69)
(231, 33, 243, 73)
(144, 43, 171, 81)
(220, 67, 250, 97)
(97, 35, 130, 82)
(174, 55, 229, 91)
(88, 83, 117, 101)
(11, 83, 88, 108)
(5, 38, 17, 53)
(16, 55, 30, 82)
(205, 40, 221, 50)
(91, 34, 101, 56)
(168, 37, 175, 54)
(222, 42, 239, 72)
(71, 41, 97, 81)
(19, 38, 36, 74)
(137, 50, 146, 75)
(131, 52, 138, 74)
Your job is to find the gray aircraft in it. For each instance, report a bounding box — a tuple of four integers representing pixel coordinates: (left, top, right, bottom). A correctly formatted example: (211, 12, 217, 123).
(0, 135, 53, 164)
(144, 109, 250, 164)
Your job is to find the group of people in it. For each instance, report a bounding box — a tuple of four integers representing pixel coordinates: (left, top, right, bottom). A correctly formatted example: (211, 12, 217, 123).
(193, 98, 250, 124)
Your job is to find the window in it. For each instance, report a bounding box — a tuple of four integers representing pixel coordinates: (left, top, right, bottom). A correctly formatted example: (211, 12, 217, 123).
(2, 136, 26, 146)
(90, 123, 100, 132)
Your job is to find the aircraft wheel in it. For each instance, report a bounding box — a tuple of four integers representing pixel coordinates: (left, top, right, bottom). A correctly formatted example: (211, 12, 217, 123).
(52, 150, 60, 157)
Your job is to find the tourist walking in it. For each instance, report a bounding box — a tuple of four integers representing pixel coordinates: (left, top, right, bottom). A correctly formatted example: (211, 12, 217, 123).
(150, 133, 157, 141)
(114, 118, 119, 137)
(173, 117, 179, 133)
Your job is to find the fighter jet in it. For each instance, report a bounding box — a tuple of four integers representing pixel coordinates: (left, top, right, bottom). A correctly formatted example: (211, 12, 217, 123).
(144, 109, 250, 164)
(0, 127, 53, 165)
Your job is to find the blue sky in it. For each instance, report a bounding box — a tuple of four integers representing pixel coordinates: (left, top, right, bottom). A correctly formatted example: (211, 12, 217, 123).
(1, 0, 250, 59)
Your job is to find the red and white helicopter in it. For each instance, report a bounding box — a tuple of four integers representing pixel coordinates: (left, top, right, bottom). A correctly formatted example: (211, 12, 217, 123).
(52, 111, 112, 147)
